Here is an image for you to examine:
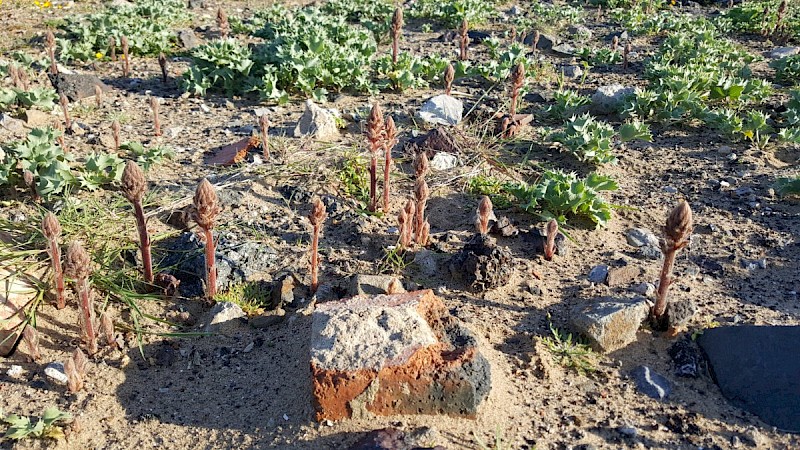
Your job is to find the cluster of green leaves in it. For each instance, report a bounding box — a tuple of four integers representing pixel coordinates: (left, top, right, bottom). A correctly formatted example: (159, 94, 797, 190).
(214, 281, 272, 316)
(513, 2, 584, 33)
(180, 38, 254, 97)
(56, 0, 189, 62)
(771, 54, 800, 85)
(0, 128, 172, 198)
(775, 177, 800, 197)
(0, 86, 57, 112)
(322, 0, 394, 43)
(613, 7, 717, 36)
(467, 174, 513, 208)
(720, 0, 800, 38)
(2, 407, 71, 441)
(576, 47, 622, 67)
(373, 53, 450, 92)
(338, 154, 370, 206)
(551, 114, 652, 165)
(538, 319, 596, 375)
(546, 89, 591, 120)
(408, 0, 497, 27)
(506, 170, 619, 227)
(470, 42, 529, 82)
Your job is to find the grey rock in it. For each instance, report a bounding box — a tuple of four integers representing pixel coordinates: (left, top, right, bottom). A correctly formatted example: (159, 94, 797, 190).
(665, 297, 696, 329)
(271, 274, 296, 307)
(626, 228, 659, 248)
(698, 326, 800, 432)
(204, 302, 246, 332)
(0, 113, 24, 133)
(418, 94, 463, 126)
(741, 258, 767, 270)
(571, 298, 649, 352)
(632, 282, 656, 296)
(663, 186, 678, 194)
(618, 425, 638, 437)
(48, 72, 108, 102)
(638, 245, 662, 260)
(349, 274, 406, 297)
(294, 99, 340, 141)
(412, 249, 439, 277)
(769, 46, 800, 60)
(448, 234, 512, 292)
(590, 84, 634, 115)
(668, 337, 703, 378)
(44, 362, 68, 385)
(567, 25, 593, 42)
(631, 365, 670, 400)
(561, 64, 583, 79)
(6, 365, 23, 378)
(551, 43, 576, 56)
(177, 29, 200, 50)
(507, 5, 523, 16)
(523, 32, 558, 51)
(588, 265, 609, 283)
(430, 151, 459, 171)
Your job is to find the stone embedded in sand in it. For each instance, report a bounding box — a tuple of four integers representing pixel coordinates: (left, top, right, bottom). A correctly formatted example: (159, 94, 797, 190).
(48, 72, 108, 102)
(349, 274, 406, 297)
(571, 297, 649, 352)
(448, 234, 512, 292)
(293, 99, 340, 141)
(418, 95, 463, 126)
(310, 290, 491, 421)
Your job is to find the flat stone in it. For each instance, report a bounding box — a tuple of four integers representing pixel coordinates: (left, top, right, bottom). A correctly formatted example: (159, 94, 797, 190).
(293, 99, 340, 141)
(349, 274, 406, 297)
(769, 46, 800, 60)
(23, 109, 52, 128)
(571, 298, 649, 352)
(606, 265, 642, 287)
(1, 268, 37, 356)
(631, 282, 655, 296)
(561, 64, 583, 79)
(591, 84, 634, 115)
(177, 29, 200, 50)
(625, 228, 659, 248)
(567, 25, 593, 42)
(638, 245, 662, 260)
(551, 43, 576, 56)
(311, 290, 491, 421)
(0, 113, 24, 133)
(44, 361, 68, 385)
(204, 302, 246, 332)
(430, 151, 459, 171)
(523, 32, 558, 51)
(587, 265, 609, 283)
(418, 94, 463, 126)
(48, 72, 108, 102)
(630, 365, 670, 400)
(349, 427, 445, 450)
(698, 326, 800, 432)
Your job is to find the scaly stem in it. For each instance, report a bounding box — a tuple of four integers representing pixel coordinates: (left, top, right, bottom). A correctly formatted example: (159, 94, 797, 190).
(369, 153, 378, 212)
(203, 228, 216, 299)
(48, 240, 66, 309)
(76, 277, 97, 355)
(311, 224, 320, 293)
(383, 145, 391, 212)
(133, 201, 153, 283)
(653, 246, 677, 319)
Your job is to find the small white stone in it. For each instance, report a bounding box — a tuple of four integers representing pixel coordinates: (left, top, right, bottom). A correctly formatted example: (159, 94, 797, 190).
(44, 362, 69, 385)
(6, 365, 23, 378)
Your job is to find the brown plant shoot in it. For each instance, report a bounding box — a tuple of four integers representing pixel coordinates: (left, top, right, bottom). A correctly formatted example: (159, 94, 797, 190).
(532, 31, 540, 54)
(111, 120, 120, 150)
(366, 102, 385, 212)
(149, 97, 162, 136)
(543, 219, 558, 261)
(413, 151, 429, 179)
(43, 212, 66, 309)
(59, 93, 71, 131)
(121, 161, 153, 283)
(623, 43, 631, 70)
(22, 326, 41, 362)
(94, 84, 103, 108)
(64, 357, 82, 393)
(17, 69, 29, 91)
(383, 115, 397, 212)
(100, 312, 117, 349)
(45, 30, 57, 75)
(259, 114, 270, 159)
(193, 179, 221, 299)
(403, 199, 416, 247)
(476, 196, 492, 235)
(158, 53, 168, 83)
(510, 62, 525, 116)
(308, 197, 327, 294)
(109, 36, 117, 61)
(121, 36, 130, 77)
(64, 241, 97, 355)
(414, 178, 429, 243)
(24, 170, 41, 203)
(459, 19, 469, 61)
(217, 7, 230, 37)
(391, 7, 403, 66)
(444, 63, 454, 95)
(652, 202, 693, 325)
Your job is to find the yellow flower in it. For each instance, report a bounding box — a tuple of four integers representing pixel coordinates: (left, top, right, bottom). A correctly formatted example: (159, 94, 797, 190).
(95, 52, 104, 59)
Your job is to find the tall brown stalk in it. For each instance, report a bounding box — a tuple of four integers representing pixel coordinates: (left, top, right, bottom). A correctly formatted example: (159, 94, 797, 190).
(121, 36, 130, 77)
(308, 197, 327, 294)
(402, 199, 416, 247)
(543, 219, 558, 261)
(414, 178, 429, 244)
(121, 161, 153, 283)
(94, 84, 103, 108)
(391, 7, 403, 66)
(149, 97, 162, 136)
(45, 31, 57, 75)
(42, 212, 66, 309)
(623, 43, 631, 71)
(64, 241, 97, 355)
(444, 63, 454, 95)
(111, 120, 120, 150)
(476, 196, 492, 235)
(193, 179, 221, 299)
(366, 103, 385, 212)
(532, 31, 540, 55)
(459, 19, 469, 61)
(158, 53, 168, 83)
(259, 114, 270, 160)
(59, 93, 71, 131)
(217, 7, 230, 38)
(652, 202, 693, 325)
(383, 115, 397, 212)
(510, 62, 524, 116)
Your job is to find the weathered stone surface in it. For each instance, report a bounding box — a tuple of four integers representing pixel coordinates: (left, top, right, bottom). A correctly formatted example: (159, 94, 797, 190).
(48, 72, 108, 102)
(587, 265, 609, 283)
(523, 32, 558, 51)
(418, 94, 463, 126)
(625, 228, 659, 248)
(204, 302, 246, 332)
(448, 234, 512, 292)
(349, 274, 406, 297)
(631, 365, 670, 400)
(311, 290, 491, 421)
(177, 29, 200, 50)
(591, 84, 634, 115)
(606, 265, 642, 287)
(698, 326, 800, 432)
(571, 297, 649, 352)
(430, 151, 459, 171)
(349, 427, 445, 450)
(769, 46, 800, 60)
(1, 268, 37, 356)
(249, 307, 285, 329)
(293, 99, 340, 141)
(405, 127, 461, 158)
(44, 361, 68, 385)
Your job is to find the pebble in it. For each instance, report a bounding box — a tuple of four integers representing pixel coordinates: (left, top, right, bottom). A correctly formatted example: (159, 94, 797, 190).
(631, 365, 670, 400)
(44, 362, 69, 385)
(588, 265, 609, 283)
(741, 258, 767, 271)
(663, 186, 678, 194)
(199, 104, 211, 113)
(625, 228, 659, 248)
(632, 282, 656, 296)
(6, 365, 23, 378)
(618, 425, 638, 437)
